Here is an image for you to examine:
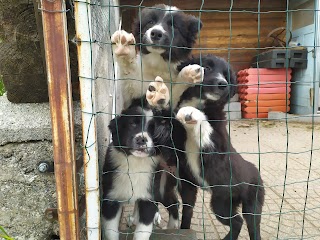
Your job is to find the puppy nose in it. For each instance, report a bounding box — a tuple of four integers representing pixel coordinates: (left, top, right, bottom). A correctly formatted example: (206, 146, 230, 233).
(135, 135, 147, 145)
(150, 29, 163, 41)
(217, 80, 228, 90)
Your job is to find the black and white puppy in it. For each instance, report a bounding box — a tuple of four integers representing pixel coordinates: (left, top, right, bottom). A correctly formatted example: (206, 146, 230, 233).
(174, 55, 265, 240)
(101, 99, 185, 240)
(111, 4, 203, 110)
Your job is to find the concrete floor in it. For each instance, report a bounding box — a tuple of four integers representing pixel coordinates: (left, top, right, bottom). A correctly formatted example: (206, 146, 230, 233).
(119, 120, 320, 239)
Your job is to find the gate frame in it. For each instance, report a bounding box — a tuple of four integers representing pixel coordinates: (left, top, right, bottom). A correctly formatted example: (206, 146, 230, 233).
(40, 0, 80, 239)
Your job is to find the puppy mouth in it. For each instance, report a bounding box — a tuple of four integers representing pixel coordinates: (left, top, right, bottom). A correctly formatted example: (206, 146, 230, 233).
(205, 93, 221, 101)
(142, 35, 167, 51)
(131, 147, 155, 157)
(146, 46, 166, 54)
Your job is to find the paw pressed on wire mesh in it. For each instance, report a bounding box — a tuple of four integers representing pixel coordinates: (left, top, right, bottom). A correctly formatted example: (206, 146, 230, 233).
(176, 106, 206, 125)
(146, 76, 170, 108)
(111, 30, 136, 58)
(179, 64, 204, 84)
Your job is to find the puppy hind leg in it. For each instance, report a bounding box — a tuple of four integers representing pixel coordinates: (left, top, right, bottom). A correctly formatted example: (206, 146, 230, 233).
(211, 196, 243, 240)
(179, 181, 198, 229)
(242, 200, 263, 240)
(162, 192, 179, 229)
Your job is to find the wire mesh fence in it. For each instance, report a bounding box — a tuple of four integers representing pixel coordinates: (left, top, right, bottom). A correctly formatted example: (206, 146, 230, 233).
(72, 0, 320, 239)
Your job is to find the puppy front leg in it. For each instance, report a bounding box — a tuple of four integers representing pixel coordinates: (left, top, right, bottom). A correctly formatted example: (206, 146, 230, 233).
(172, 64, 204, 108)
(111, 30, 137, 72)
(176, 106, 214, 149)
(133, 200, 158, 240)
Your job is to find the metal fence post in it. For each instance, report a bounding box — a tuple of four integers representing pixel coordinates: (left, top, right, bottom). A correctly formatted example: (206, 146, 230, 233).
(40, 0, 80, 239)
(74, 0, 101, 239)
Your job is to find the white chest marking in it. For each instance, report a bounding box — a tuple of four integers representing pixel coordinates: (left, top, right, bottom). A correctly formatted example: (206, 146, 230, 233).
(108, 149, 160, 202)
(185, 128, 209, 188)
(181, 107, 215, 188)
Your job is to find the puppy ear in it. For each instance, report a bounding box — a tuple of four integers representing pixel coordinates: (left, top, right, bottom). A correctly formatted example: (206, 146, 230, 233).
(108, 116, 120, 133)
(187, 16, 203, 43)
(132, 17, 140, 43)
(228, 68, 237, 99)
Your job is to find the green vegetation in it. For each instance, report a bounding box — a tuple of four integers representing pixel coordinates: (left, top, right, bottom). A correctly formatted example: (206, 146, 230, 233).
(0, 226, 14, 240)
(0, 76, 5, 96)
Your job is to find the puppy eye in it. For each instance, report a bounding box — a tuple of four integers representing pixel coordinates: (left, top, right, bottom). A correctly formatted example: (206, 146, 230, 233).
(168, 21, 177, 29)
(130, 122, 137, 127)
(205, 66, 211, 71)
(148, 20, 155, 25)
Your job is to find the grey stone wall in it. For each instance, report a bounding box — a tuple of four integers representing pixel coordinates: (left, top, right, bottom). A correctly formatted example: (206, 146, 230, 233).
(0, 95, 82, 239)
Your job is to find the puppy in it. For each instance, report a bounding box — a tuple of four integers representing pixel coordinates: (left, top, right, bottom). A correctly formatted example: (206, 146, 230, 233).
(150, 55, 265, 239)
(101, 99, 185, 240)
(111, 4, 203, 110)
(176, 55, 265, 240)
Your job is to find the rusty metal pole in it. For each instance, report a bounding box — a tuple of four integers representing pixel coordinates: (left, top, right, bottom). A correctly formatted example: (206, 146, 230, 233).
(40, 0, 80, 239)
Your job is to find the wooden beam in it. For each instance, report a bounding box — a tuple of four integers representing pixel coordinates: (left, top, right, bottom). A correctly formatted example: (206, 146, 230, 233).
(32, 0, 47, 76)
(120, 0, 287, 10)
(40, 0, 80, 239)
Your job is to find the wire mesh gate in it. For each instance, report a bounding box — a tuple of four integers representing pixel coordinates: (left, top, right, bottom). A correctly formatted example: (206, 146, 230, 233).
(42, 0, 320, 239)
(73, 0, 119, 239)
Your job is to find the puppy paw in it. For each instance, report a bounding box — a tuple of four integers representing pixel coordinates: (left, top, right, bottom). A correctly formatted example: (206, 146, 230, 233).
(111, 30, 136, 59)
(179, 64, 204, 84)
(127, 215, 136, 228)
(146, 76, 170, 109)
(153, 212, 162, 226)
(166, 216, 179, 229)
(176, 106, 206, 126)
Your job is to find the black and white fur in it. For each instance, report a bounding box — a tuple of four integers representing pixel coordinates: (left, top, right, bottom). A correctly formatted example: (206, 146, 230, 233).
(101, 99, 186, 240)
(174, 55, 265, 240)
(135, 55, 265, 238)
(111, 4, 203, 109)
